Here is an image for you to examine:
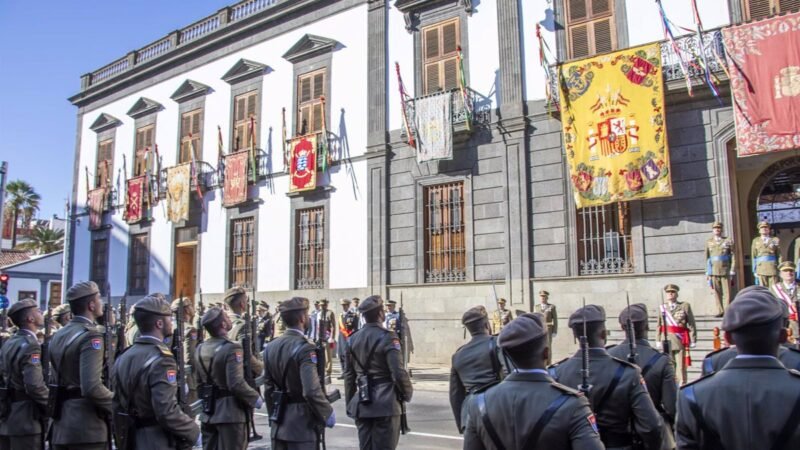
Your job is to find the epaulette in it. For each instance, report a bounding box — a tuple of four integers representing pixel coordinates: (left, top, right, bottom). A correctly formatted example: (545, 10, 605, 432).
(610, 356, 638, 370)
(789, 369, 800, 378)
(679, 371, 716, 390)
(547, 356, 570, 369)
(159, 347, 173, 357)
(550, 381, 581, 396)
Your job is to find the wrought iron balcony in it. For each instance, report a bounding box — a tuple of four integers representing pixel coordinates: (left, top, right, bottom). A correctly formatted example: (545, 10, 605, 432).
(157, 161, 220, 199)
(402, 88, 479, 141)
(217, 149, 274, 183)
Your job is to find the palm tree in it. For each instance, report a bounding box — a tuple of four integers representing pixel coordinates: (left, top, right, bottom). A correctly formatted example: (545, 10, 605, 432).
(3, 180, 41, 247)
(18, 225, 64, 255)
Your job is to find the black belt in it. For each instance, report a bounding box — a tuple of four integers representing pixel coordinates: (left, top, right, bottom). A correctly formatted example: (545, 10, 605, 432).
(60, 387, 83, 400)
(601, 430, 633, 447)
(216, 388, 233, 399)
(372, 377, 393, 385)
(134, 417, 160, 428)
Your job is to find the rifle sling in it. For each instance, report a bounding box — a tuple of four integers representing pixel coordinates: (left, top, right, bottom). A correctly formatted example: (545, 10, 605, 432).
(522, 394, 570, 449)
(197, 341, 229, 387)
(684, 385, 722, 449)
(476, 392, 504, 449)
(53, 329, 89, 390)
(640, 353, 663, 377)
(119, 352, 162, 418)
(265, 340, 306, 400)
(350, 331, 386, 375)
(594, 364, 625, 415)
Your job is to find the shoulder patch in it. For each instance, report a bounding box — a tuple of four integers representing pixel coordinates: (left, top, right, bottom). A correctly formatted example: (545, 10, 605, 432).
(30, 353, 41, 364)
(91, 338, 102, 350)
(234, 350, 243, 363)
(190, 331, 198, 340)
(166, 370, 177, 383)
(391, 338, 402, 351)
(587, 414, 599, 434)
(310, 351, 318, 365)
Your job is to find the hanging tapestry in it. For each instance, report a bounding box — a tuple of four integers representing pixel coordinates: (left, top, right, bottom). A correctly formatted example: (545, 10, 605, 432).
(723, 12, 800, 157)
(124, 176, 146, 223)
(167, 163, 191, 222)
(224, 151, 249, 207)
(415, 91, 453, 163)
(559, 43, 672, 208)
(87, 188, 106, 230)
(289, 134, 318, 193)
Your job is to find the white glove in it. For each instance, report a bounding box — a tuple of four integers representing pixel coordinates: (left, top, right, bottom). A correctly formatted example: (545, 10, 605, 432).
(690, 342, 697, 349)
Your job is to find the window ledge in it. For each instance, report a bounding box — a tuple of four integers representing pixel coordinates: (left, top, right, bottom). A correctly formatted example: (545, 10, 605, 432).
(285, 185, 335, 198)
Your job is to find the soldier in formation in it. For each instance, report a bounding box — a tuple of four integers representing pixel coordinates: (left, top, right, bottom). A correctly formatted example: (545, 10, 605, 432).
(705, 222, 735, 316)
(751, 220, 780, 287)
(490, 298, 513, 335)
(384, 300, 413, 365)
(223, 287, 263, 378)
(771, 261, 799, 339)
(53, 304, 72, 328)
(171, 297, 199, 406)
(337, 298, 359, 377)
(535, 290, 557, 365)
(255, 300, 273, 351)
(315, 299, 336, 379)
(657, 284, 696, 385)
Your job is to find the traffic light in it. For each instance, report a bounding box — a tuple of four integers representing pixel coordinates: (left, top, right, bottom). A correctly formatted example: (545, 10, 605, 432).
(0, 273, 8, 295)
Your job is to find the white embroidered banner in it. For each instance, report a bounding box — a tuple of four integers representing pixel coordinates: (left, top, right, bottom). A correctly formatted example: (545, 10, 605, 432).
(415, 92, 452, 163)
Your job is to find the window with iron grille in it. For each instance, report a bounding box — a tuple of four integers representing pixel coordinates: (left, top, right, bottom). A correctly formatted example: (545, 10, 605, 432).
(295, 207, 325, 289)
(179, 109, 203, 164)
(233, 92, 257, 152)
(421, 18, 460, 95)
(576, 202, 634, 275)
(91, 236, 109, 295)
(424, 182, 466, 283)
(95, 139, 114, 188)
(230, 217, 255, 288)
(296, 69, 326, 135)
(128, 233, 150, 295)
(565, 0, 616, 59)
(133, 125, 154, 176)
(743, 0, 800, 20)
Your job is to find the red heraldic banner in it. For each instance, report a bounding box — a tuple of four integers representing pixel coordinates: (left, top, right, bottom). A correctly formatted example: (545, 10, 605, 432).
(125, 176, 146, 223)
(723, 12, 800, 156)
(289, 135, 318, 193)
(87, 188, 106, 230)
(224, 151, 249, 207)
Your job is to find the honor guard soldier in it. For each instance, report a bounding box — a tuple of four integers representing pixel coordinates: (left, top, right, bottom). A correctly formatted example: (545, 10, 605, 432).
(463, 313, 604, 449)
(263, 297, 335, 449)
(223, 287, 263, 378)
(344, 295, 413, 450)
(608, 303, 677, 450)
(194, 307, 263, 450)
(338, 298, 359, 376)
(490, 298, 514, 335)
(549, 305, 663, 449)
(255, 301, 273, 351)
(771, 261, 799, 339)
(305, 301, 320, 340)
(171, 298, 199, 406)
(0, 299, 49, 449)
(535, 290, 558, 365)
(53, 304, 73, 328)
(384, 300, 413, 364)
(705, 222, 735, 316)
(449, 306, 507, 434)
(315, 299, 336, 379)
(112, 295, 200, 449)
(676, 288, 800, 448)
(657, 284, 696, 385)
(752, 220, 781, 287)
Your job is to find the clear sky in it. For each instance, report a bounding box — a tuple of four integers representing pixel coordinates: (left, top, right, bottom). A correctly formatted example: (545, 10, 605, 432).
(0, 0, 230, 219)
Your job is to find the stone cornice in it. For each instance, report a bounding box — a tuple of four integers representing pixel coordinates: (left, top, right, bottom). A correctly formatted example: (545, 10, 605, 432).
(126, 97, 163, 119)
(282, 34, 340, 64)
(89, 113, 122, 132)
(170, 79, 212, 103)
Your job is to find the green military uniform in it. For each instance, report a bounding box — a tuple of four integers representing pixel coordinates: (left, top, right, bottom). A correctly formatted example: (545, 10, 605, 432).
(705, 222, 735, 315)
(657, 284, 696, 385)
(536, 290, 558, 365)
(490, 299, 513, 335)
(751, 221, 780, 287)
(771, 261, 800, 341)
(315, 301, 336, 378)
(344, 296, 413, 450)
(226, 313, 263, 380)
(0, 300, 49, 450)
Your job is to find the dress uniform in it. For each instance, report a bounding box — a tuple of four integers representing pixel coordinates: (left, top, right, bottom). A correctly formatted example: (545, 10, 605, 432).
(48, 281, 114, 450)
(171, 298, 199, 407)
(463, 313, 604, 450)
(384, 300, 413, 365)
(549, 305, 663, 450)
(315, 299, 336, 378)
(255, 301, 273, 351)
(223, 287, 264, 379)
(608, 303, 677, 450)
(656, 284, 696, 385)
(490, 298, 514, 335)
(771, 261, 799, 339)
(338, 299, 359, 376)
(112, 296, 200, 449)
(0, 299, 49, 450)
(535, 290, 558, 365)
(449, 306, 506, 433)
(344, 296, 413, 450)
(194, 307, 262, 450)
(705, 222, 735, 316)
(751, 220, 781, 287)
(263, 297, 334, 449)
(676, 288, 800, 448)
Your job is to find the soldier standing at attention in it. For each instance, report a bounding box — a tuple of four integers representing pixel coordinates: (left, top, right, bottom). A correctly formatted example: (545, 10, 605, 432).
(263, 297, 335, 449)
(338, 298, 358, 377)
(535, 290, 558, 365)
(353, 298, 364, 328)
(657, 284, 696, 385)
(771, 261, 799, 339)
(449, 306, 506, 434)
(344, 295, 413, 450)
(316, 299, 336, 379)
(47, 281, 114, 450)
(53, 304, 73, 328)
(194, 307, 263, 450)
(112, 295, 200, 449)
(751, 220, 780, 287)
(491, 298, 514, 335)
(171, 298, 199, 407)
(384, 300, 413, 365)
(223, 287, 263, 378)
(0, 299, 49, 449)
(255, 301, 273, 351)
(705, 222, 735, 317)
(676, 288, 800, 448)
(305, 301, 319, 340)
(549, 305, 663, 449)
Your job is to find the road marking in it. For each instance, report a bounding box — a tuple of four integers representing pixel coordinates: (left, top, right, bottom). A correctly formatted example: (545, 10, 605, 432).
(254, 412, 463, 441)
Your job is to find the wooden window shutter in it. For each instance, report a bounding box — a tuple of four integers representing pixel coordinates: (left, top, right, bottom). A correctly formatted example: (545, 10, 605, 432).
(191, 113, 201, 135)
(234, 124, 245, 150)
(300, 77, 312, 103)
(443, 58, 458, 91)
(299, 105, 311, 134)
(747, 0, 772, 19)
(570, 24, 590, 59)
(425, 64, 441, 93)
(312, 103, 323, 132)
(779, 0, 800, 13)
(425, 28, 440, 60)
(591, 0, 611, 15)
(246, 93, 257, 119)
(236, 97, 246, 122)
(442, 22, 458, 55)
(569, 0, 588, 21)
(593, 18, 613, 54)
(313, 73, 325, 99)
(145, 126, 153, 148)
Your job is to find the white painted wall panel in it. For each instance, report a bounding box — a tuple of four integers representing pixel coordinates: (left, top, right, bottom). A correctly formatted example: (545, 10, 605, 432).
(257, 178, 292, 292)
(387, 6, 415, 133)
(467, 1, 501, 108)
(521, 0, 556, 102)
(328, 159, 368, 289)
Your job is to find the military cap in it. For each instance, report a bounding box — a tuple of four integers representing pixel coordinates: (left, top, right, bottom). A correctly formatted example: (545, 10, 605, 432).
(663, 284, 680, 293)
(135, 295, 173, 316)
(758, 220, 770, 229)
(723, 289, 784, 332)
(66, 281, 99, 302)
(224, 286, 246, 305)
(779, 261, 796, 272)
(568, 304, 606, 328)
(340, 298, 352, 305)
(498, 298, 507, 304)
(387, 300, 397, 305)
(359, 295, 383, 313)
(201, 307, 224, 327)
(538, 290, 549, 296)
(619, 303, 648, 324)
(279, 297, 309, 313)
(461, 306, 488, 325)
(8, 299, 38, 318)
(712, 222, 723, 229)
(314, 300, 320, 306)
(53, 303, 71, 317)
(497, 313, 546, 349)
(170, 298, 190, 312)
(319, 298, 329, 305)
(257, 300, 269, 310)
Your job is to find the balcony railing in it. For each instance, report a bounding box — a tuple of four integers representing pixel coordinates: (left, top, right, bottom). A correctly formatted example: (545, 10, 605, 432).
(217, 149, 273, 184)
(157, 161, 220, 199)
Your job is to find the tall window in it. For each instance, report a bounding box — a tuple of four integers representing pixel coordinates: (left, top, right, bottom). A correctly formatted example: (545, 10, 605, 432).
(128, 233, 150, 295)
(424, 182, 466, 283)
(421, 18, 460, 95)
(743, 0, 800, 20)
(95, 139, 114, 188)
(576, 202, 633, 275)
(90, 236, 109, 295)
(179, 109, 202, 164)
(295, 207, 325, 289)
(566, 0, 616, 59)
(296, 69, 326, 135)
(233, 92, 257, 151)
(134, 125, 154, 176)
(230, 217, 255, 288)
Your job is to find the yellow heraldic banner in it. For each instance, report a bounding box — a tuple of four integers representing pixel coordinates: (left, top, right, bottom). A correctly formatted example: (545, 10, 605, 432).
(559, 43, 672, 208)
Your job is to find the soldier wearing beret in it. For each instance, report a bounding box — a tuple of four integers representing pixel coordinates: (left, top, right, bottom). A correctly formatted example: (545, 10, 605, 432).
(535, 290, 558, 365)
(337, 298, 358, 378)
(47, 281, 114, 450)
(0, 299, 49, 449)
(608, 303, 677, 450)
(194, 307, 263, 450)
(112, 295, 200, 449)
(53, 304, 73, 328)
(752, 220, 781, 288)
(463, 313, 604, 449)
(223, 287, 263, 380)
(344, 295, 413, 449)
(549, 305, 663, 449)
(171, 298, 199, 407)
(449, 306, 507, 434)
(705, 222, 735, 316)
(263, 297, 335, 449)
(313, 299, 336, 379)
(490, 298, 513, 335)
(676, 288, 800, 448)
(656, 284, 696, 385)
(771, 261, 799, 340)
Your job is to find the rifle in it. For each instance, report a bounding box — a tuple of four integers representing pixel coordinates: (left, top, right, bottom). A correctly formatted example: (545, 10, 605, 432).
(116, 292, 128, 357)
(196, 289, 205, 345)
(490, 277, 501, 334)
(173, 292, 187, 414)
(241, 294, 262, 442)
(578, 298, 592, 395)
(398, 292, 410, 434)
(41, 306, 53, 450)
(102, 284, 113, 450)
(625, 292, 637, 364)
(251, 287, 259, 354)
(660, 291, 672, 355)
